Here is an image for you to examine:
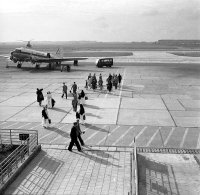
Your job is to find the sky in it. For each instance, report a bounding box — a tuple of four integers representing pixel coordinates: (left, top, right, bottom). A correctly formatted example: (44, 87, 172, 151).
(0, 0, 200, 42)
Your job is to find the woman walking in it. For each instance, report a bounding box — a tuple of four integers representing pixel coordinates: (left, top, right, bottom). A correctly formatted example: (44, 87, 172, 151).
(71, 92, 78, 112)
(46, 91, 53, 108)
(42, 105, 50, 128)
(79, 104, 86, 125)
(36, 88, 44, 106)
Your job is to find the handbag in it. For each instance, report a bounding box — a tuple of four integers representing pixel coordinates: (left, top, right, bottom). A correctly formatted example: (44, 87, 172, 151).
(85, 96, 88, 100)
(83, 115, 86, 120)
(48, 119, 51, 124)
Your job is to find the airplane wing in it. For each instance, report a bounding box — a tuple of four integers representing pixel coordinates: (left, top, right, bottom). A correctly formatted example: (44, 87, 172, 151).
(33, 57, 87, 63)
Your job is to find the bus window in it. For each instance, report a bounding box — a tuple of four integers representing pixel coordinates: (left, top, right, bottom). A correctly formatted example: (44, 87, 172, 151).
(96, 58, 113, 68)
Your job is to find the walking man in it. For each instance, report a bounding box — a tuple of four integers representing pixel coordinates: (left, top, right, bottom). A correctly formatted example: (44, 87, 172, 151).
(61, 82, 68, 99)
(118, 73, 122, 87)
(68, 122, 82, 152)
(71, 82, 78, 94)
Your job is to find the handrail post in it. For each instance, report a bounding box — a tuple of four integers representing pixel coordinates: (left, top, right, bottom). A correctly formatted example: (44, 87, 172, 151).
(10, 129, 12, 145)
(0, 164, 3, 184)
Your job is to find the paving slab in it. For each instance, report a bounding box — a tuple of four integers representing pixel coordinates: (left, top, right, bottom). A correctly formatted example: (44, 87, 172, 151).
(162, 98, 185, 111)
(0, 106, 25, 121)
(138, 153, 200, 195)
(179, 99, 200, 110)
(118, 109, 175, 126)
(0, 96, 36, 107)
(4, 148, 132, 195)
(120, 98, 166, 110)
(6, 106, 70, 123)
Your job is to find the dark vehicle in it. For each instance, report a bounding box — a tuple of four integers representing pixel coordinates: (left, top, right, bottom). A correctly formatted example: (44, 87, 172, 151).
(96, 58, 113, 68)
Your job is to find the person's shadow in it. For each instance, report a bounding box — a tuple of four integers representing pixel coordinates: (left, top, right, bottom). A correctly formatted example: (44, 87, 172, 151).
(76, 149, 121, 167)
(46, 126, 70, 138)
(84, 123, 109, 133)
(84, 104, 100, 109)
(52, 107, 67, 114)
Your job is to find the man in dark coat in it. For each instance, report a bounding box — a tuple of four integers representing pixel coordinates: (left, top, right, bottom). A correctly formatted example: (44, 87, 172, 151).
(71, 82, 77, 94)
(36, 88, 44, 106)
(76, 114, 85, 146)
(61, 83, 68, 99)
(68, 122, 82, 152)
(118, 74, 122, 87)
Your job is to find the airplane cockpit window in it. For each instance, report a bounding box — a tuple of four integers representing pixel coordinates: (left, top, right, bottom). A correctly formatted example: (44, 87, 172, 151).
(15, 49, 21, 53)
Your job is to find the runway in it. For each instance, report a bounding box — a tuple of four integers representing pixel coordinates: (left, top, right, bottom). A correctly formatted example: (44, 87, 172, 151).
(1, 50, 200, 195)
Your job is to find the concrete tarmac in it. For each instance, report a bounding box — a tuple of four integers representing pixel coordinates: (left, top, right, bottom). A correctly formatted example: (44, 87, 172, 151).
(1, 51, 200, 194)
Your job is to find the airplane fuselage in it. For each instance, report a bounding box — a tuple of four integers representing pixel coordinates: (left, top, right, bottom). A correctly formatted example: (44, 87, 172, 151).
(10, 47, 52, 64)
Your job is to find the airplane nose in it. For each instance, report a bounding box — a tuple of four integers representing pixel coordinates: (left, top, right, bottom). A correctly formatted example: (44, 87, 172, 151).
(10, 52, 13, 60)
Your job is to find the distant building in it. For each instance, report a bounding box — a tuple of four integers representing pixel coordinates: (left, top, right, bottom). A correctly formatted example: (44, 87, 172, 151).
(156, 40, 200, 47)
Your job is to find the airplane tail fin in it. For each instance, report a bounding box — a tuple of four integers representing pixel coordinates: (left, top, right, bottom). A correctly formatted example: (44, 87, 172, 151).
(56, 47, 64, 58)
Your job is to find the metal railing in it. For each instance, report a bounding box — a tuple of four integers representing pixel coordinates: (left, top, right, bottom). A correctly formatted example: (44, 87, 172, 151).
(0, 129, 38, 186)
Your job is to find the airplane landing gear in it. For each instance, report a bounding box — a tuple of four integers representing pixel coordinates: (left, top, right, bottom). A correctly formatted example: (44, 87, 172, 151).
(17, 62, 22, 68)
(35, 64, 40, 69)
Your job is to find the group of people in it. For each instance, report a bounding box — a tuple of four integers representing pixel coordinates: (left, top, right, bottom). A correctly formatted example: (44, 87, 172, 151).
(37, 82, 87, 128)
(85, 73, 122, 92)
(36, 89, 55, 108)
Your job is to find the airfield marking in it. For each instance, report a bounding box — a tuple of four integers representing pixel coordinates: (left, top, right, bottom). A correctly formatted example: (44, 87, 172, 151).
(29, 123, 41, 130)
(164, 127, 175, 146)
(180, 128, 189, 148)
(146, 127, 161, 147)
(96, 125, 120, 145)
(112, 126, 133, 146)
(16, 123, 31, 129)
(0, 122, 7, 125)
(4, 122, 20, 128)
(129, 126, 147, 146)
(49, 124, 71, 144)
(39, 131, 55, 141)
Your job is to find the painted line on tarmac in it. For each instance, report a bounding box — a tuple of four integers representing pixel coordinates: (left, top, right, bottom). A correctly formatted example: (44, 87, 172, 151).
(180, 128, 189, 148)
(146, 127, 161, 147)
(3, 122, 20, 129)
(16, 123, 31, 129)
(84, 125, 108, 142)
(39, 131, 55, 141)
(112, 126, 133, 146)
(29, 123, 41, 130)
(164, 127, 175, 147)
(96, 125, 120, 145)
(0, 121, 7, 125)
(59, 123, 69, 130)
(129, 126, 147, 146)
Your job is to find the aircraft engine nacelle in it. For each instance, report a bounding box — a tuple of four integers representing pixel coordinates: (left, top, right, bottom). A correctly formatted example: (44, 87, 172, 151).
(10, 55, 17, 63)
(13, 58, 17, 63)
